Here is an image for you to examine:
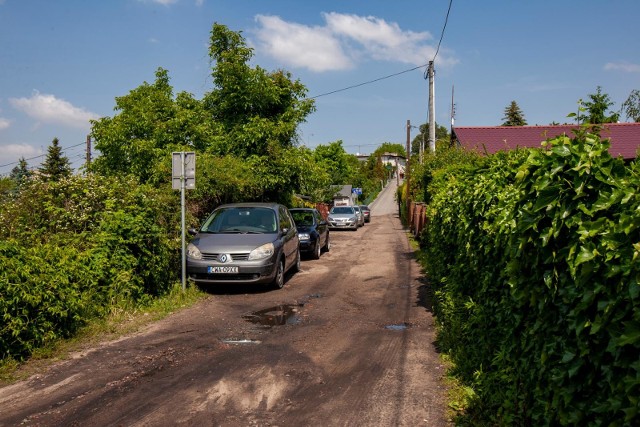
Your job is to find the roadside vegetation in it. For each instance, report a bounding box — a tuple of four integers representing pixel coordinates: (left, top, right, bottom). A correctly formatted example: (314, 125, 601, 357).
(405, 123, 640, 425)
(0, 23, 394, 369)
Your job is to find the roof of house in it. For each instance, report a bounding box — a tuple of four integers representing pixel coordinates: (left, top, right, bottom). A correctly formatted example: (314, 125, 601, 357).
(332, 184, 353, 198)
(452, 122, 640, 160)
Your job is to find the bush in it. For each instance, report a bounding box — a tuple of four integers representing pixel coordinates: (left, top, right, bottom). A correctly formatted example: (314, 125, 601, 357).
(0, 174, 181, 360)
(423, 129, 640, 425)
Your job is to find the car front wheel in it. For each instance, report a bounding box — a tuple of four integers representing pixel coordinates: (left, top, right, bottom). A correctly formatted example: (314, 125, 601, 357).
(312, 241, 321, 259)
(272, 259, 285, 289)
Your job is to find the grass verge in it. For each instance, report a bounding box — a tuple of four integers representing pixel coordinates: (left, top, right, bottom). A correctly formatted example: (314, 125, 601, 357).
(0, 283, 207, 385)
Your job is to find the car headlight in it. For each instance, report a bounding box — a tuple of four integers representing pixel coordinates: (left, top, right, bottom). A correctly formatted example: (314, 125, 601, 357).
(350, 216, 357, 221)
(298, 233, 310, 240)
(249, 242, 275, 260)
(187, 243, 202, 260)
(327, 216, 334, 221)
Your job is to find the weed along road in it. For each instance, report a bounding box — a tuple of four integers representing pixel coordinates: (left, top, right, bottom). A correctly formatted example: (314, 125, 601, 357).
(0, 180, 449, 426)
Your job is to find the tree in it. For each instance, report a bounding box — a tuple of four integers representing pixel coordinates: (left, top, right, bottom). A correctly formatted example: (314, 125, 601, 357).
(39, 138, 71, 181)
(204, 23, 316, 158)
(10, 157, 31, 186)
(411, 122, 448, 155)
(621, 89, 640, 122)
(501, 101, 527, 126)
(581, 86, 619, 124)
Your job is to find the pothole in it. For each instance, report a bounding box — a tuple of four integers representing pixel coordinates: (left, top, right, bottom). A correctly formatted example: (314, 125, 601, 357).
(242, 304, 303, 327)
(220, 338, 262, 345)
(384, 322, 412, 331)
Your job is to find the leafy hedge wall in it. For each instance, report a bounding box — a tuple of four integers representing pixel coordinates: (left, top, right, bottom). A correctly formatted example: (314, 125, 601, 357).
(0, 175, 180, 360)
(423, 128, 639, 425)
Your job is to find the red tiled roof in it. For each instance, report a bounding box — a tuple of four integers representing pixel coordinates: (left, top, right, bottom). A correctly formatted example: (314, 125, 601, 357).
(453, 123, 640, 160)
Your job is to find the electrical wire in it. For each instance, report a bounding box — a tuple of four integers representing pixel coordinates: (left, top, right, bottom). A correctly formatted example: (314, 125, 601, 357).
(307, 63, 429, 100)
(0, 140, 87, 169)
(433, 0, 453, 63)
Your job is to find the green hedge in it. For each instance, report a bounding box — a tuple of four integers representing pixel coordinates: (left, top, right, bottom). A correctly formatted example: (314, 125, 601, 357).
(0, 175, 180, 360)
(423, 128, 639, 425)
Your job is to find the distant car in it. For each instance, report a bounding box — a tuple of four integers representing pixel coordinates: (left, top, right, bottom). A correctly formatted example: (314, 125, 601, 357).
(353, 205, 365, 227)
(359, 205, 371, 223)
(327, 206, 358, 230)
(186, 203, 300, 289)
(289, 208, 330, 259)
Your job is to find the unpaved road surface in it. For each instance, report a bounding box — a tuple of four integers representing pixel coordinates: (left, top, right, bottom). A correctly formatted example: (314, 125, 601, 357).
(0, 180, 449, 426)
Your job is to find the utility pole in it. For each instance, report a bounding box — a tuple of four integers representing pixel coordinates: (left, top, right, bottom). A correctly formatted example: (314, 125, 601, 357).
(406, 119, 411, 218)
(450, 85, 455, 147)
(85, 135, 91, 168)
(427, 61, 436, 153)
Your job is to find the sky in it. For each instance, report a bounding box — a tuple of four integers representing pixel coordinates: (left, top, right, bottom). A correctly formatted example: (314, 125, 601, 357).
(1, 0, 639, 175)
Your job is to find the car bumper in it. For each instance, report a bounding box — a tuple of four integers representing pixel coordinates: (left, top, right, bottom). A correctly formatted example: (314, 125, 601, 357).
(298, 239, 317, 253)
(187, 258, 277, 284)
(328, 221, 357, 230)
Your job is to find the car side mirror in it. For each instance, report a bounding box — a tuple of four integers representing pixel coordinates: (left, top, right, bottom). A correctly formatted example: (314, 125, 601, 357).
(188, 227, 198, 236)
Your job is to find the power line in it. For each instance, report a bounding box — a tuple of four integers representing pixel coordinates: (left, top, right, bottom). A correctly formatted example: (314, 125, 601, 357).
(0, 140, 87, 169)
(308, 63, 429, 100)
(432, 0, 453, 63)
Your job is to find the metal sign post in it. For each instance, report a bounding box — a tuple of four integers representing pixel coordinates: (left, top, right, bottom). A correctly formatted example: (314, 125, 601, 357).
(172, 152, 196, 291)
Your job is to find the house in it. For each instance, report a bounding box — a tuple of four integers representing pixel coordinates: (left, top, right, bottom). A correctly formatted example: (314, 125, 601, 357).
(331, 184, 355, 207)
(356, 152, 407, 177)
(452, 122, 640, 160)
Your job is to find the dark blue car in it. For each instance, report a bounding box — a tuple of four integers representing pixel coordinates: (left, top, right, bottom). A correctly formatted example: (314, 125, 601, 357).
(289, 208, 331, 259)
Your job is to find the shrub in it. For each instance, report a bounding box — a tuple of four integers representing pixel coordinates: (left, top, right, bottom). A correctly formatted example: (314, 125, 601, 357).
(423, 129, 640, 425)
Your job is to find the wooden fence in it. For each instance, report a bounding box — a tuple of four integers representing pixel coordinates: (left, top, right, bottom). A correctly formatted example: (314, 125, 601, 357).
(408, 201, 427, 238)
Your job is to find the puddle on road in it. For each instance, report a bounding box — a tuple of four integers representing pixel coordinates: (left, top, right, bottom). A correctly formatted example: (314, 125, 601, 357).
(242, 304, 303, 327)
(384, 322, 412, 331)
(221, 338, 262, 345)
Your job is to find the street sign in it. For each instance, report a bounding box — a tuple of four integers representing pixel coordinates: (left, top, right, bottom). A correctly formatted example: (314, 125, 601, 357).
(172, 152, 196, 190)
(352, 187, 362, 195)
(172, 152, 196, 291)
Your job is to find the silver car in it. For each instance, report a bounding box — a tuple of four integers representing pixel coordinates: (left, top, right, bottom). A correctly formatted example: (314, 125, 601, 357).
(186, 203, 300, 289)
(327, 206, 358, 230)
(353, 205, 365, 227)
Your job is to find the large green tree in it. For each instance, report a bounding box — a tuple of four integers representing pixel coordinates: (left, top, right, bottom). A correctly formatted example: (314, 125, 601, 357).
(621, 89, 640, 122)
(89, 23, 319, 209)
(39, 138, 71, 181)
(581, 86, 619, 124)
(204, 23, 315, 157)
(501, 101, 527, 126)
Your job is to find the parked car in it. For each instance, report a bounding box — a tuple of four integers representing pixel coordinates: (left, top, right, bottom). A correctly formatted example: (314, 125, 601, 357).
(359, 205, 371, 223)
(289, 208, 330, 259)
(327, 206, 358, 230)
(353, 205, 365, 227)
(186, 203, 300, 289)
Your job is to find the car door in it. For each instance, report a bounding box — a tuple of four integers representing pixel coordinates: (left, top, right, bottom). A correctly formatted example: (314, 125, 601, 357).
(314, 209, 327, 247)
(278, 205, 299, 269)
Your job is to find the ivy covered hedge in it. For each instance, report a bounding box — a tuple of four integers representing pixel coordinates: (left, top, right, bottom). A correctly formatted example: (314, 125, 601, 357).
(423, 128, 639, 425)
(0, 175, 180, 360)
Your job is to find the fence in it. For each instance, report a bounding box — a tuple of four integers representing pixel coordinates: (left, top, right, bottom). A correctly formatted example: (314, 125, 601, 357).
(408, 201, 427, 238)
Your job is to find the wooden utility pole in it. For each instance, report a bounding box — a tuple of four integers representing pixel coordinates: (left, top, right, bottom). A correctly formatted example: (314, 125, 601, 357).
(427, 61, 436, 153)
(406, 119, 411, 218)
(85, 135, 91, 168)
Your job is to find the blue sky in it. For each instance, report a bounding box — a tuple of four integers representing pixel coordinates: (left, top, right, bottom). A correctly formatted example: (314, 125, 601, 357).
(1, 0, 639, 175)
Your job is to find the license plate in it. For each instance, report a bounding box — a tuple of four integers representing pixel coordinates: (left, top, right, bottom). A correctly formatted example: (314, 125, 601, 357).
(208, 266, 239, 274)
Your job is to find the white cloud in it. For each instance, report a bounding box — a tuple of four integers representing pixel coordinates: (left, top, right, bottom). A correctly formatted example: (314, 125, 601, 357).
(604, 62, 640, 73)
(254, 15, 353, 72)
(9, 92, 99, 129)
(253, 13, 457, 72)
(0, 117, 10, 130)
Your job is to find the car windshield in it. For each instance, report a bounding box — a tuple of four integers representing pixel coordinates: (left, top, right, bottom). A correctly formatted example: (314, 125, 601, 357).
(331, 207, 354, 214)
(291, 210, 315, 226)
(200, 207, 277, 234)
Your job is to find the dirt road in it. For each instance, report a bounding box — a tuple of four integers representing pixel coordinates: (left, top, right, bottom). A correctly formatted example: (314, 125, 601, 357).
(0, 180, 449, 426)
